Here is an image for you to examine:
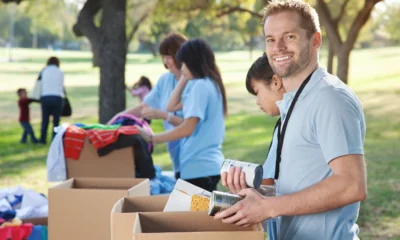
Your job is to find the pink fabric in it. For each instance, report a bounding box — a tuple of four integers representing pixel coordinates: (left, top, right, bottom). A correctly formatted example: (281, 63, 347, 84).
(108, 113, 154, 152)
(131, 86, 150, 102)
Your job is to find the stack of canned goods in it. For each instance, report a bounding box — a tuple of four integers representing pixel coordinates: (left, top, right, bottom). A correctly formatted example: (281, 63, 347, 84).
(220, 159, 263, 188)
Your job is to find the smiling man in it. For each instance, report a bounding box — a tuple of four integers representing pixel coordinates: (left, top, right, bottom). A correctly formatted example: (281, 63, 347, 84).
(216, 0, 367, 239)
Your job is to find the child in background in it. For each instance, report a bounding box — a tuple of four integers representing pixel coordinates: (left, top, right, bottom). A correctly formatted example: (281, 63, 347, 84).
(126, 76, 152, 102)
(17, 88, 38, 144)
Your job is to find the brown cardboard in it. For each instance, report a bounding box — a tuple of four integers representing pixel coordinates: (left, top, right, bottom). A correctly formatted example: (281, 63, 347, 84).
(66, 137, 135, 178)
(132, 211, 264, 240)
(111, 195, 169, 240)
(22, 217, 48, 226)
(49, 178, 149, 240)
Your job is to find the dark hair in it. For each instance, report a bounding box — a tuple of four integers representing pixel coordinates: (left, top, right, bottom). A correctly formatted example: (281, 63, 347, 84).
(137, 76, 152, 90)
(176, 38, 228, 116)
(159, 33, 188, 69)
(47, 56, 60, 67)
(17, 88, 26, 96)
(246, 53, 275, 95)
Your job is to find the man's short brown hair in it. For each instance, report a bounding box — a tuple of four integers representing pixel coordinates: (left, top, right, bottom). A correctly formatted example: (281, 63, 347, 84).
(263, 0, 321, 38)
(159, 33, 188, 69)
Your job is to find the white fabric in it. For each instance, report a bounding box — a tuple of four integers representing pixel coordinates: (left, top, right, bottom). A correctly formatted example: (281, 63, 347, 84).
(0, 186, 48, 219)
(46, 124, 68, 182)
(16, 190, 48, 219)
(40, 65, 64, 97)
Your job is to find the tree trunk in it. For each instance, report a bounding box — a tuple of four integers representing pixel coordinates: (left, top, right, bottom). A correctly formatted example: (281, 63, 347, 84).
(98, 0, 127, 123)
(146, 41, 157, 57)
(336, 48, 350, 84)
(327, 41, 334, 74)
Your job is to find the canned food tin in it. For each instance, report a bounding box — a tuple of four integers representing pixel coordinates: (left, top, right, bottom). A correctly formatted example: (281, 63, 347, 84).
(221, 159, 263, 188)
(208, 191, 244, 216)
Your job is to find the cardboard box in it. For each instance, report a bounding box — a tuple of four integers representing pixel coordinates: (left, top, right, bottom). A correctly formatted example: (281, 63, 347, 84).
(111, 195, 169, 240)
(132, 211, 264, 240)
(22, 217, 48, 226)
(66, 137, 135, 178)
(49, 178, 149, 240)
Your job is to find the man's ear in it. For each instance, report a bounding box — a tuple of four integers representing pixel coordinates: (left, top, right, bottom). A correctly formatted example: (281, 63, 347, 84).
(312, 32, 322, 50)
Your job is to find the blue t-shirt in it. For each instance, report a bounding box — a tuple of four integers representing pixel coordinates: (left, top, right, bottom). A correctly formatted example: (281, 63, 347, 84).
(179, 77, 225, 179)
(143, 72, 183, 173)
(263, 127, 278, 179)
(275, 68, 366, 240)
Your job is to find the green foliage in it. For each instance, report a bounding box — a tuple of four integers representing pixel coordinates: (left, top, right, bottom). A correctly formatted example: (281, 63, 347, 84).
(376, 2, 400, 43)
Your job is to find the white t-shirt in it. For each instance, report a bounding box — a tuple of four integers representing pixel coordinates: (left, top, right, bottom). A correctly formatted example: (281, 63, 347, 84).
(40, 65, 64, 97)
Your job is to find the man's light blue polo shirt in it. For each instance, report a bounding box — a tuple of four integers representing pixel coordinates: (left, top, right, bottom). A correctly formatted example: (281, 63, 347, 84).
(275, 67, 366, 240)
(144, 72, 183, 174)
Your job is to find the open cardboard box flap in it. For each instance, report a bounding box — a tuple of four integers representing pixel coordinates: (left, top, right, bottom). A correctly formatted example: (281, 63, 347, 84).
(111, 195, 169, 240)
(132, 211, 264, 240)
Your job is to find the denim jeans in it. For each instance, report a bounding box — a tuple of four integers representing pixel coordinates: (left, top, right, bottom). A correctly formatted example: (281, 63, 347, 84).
(20, 121, 38, 143)
(40, 96, 62, 143)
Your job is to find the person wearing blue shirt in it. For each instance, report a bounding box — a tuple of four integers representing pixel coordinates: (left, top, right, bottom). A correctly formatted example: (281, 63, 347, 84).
(242, 54, 286, 240)
(216, 1, 367, 239)
(138, 39, 228, 192)
(108, 33, 188, 177)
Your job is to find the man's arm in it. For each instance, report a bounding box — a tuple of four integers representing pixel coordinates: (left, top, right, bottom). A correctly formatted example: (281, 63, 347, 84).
(215, 154, 367, 226)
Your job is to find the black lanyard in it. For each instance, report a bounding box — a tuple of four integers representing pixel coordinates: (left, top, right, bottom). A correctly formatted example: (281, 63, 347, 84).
(274, 72, 314, 180)
(266, 118, 281, 158)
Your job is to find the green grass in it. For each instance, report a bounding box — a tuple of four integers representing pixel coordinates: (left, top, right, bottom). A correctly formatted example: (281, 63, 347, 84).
(0, 47, 399, 239)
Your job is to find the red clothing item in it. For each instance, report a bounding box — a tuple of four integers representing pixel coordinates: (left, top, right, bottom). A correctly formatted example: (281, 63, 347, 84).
(86, 126, 139, 149)
(0, 224, 33, 240)
(18, 98, 33, 122)
(64, 125, 87, 160)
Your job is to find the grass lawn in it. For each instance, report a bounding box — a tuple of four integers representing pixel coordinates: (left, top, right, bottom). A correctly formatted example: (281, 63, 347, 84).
(0, 47, 399, 239)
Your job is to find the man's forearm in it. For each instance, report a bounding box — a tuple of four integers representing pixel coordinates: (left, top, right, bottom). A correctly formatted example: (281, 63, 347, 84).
(267, 174, 366, 218)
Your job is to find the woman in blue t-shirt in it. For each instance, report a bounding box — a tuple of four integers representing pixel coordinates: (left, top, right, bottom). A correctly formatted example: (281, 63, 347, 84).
(138, 39, 228, 192)
(108, 33, 188, 178)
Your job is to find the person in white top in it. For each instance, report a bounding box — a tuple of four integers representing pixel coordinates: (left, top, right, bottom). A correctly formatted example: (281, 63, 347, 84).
(39, 57, 65, 144)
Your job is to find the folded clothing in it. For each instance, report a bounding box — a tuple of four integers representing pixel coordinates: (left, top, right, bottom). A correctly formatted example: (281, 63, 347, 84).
(63, 125, 86, 160)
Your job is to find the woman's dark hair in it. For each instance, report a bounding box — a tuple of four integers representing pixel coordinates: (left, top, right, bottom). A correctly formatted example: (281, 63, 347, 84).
(176, 38, 228, 116)
(159, 33, 188, 69)
(137, 76, 152, 90)
(47, 56, 60, 67)
(245, 53, 275, 95)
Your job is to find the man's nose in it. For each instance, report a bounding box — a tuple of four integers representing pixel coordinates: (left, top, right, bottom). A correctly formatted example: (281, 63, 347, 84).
(274, 38, 287, 53)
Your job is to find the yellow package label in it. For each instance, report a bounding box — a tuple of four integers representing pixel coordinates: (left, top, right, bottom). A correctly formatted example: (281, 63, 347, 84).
(190, 195, 210, 211)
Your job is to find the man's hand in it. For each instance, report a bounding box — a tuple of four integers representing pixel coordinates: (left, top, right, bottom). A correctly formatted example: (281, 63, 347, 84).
(141, 104, 167, 120)
(221, 166, 247, 194)
(136, 126, 152, 143)
(214, 188, 272, 227)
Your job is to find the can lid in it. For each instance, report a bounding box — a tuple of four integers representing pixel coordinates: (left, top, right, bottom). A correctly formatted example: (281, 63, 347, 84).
(208, 192, 215, 216)
(253, 165, 263, 188)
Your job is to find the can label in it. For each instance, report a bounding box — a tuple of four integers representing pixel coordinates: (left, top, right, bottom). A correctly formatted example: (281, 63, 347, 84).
(208, 191, 244, 216)
(221, 159, 263, 188)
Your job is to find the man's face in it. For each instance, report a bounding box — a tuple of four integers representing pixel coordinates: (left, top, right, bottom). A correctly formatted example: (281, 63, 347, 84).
(264, 11, 312, 78)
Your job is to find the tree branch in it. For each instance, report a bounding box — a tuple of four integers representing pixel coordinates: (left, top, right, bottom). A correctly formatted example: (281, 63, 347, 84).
(125, 12, 149, 51)
(315, 0, 342, 52)
(72, 0, 101, 41)
(344, 0, 382, 52)
(217, 5, 263, 19)
(335, 0, 351, 23)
